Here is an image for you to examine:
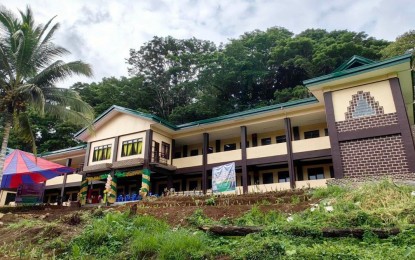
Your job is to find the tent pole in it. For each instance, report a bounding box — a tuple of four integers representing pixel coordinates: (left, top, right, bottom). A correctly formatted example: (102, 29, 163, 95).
(60, 158, 72, 204)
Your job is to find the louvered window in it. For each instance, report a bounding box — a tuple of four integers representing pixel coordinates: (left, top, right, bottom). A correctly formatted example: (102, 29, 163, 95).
(121, 138, 143, 157)
(92, 144, 112, 161)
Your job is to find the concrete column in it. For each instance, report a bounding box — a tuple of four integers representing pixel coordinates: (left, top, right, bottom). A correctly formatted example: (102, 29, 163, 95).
(323, 92, 344, 178)
(144, 129, 153, 168)
(202, 133, 209, 194)
(284, 118, 295, 189)
(60, 158, 72, 203)
(241, 126, 248, 194)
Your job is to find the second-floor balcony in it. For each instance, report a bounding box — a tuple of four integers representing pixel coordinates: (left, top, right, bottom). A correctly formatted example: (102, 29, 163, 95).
(151, 151, 169, 165)
(246, 143, 287, 159)
(292, 136, 331, 153)
(172, 136, 331, 169)
(208, 149, 241, 164)
(172, 155, 203, 168)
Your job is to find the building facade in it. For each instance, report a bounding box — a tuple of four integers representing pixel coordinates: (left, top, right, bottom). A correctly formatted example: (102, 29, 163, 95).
(2, 54, 413, 205)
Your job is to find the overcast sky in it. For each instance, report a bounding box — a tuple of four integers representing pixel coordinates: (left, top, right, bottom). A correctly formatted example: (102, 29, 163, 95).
(4, 0, 415, 88)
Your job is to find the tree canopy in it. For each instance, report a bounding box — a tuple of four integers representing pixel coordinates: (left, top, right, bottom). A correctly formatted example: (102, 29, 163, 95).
(6, 23, 408, 152)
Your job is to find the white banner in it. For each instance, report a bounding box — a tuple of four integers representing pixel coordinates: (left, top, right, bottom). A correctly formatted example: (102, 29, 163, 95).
(212, 162, 236, 193)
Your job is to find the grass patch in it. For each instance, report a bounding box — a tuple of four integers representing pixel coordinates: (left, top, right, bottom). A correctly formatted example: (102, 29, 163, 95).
(3, 180, 415, 259)
(67, 211, 210, 259)
(6, 219, 44, 229)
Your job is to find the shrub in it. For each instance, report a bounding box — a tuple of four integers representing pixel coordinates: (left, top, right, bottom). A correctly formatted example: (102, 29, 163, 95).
(234, 235, 285, 260)
(234, 206, 264, 226)
(187, 209, 213, 226)
(291, 195, 301, 205)
(205, 196, 216, 206)
(312, 185, 348, 199)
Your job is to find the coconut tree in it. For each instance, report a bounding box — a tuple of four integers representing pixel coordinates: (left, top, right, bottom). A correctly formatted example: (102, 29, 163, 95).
(0, 6, 94, 186)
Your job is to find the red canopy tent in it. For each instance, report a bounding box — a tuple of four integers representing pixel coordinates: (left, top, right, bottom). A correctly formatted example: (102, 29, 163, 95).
(1, 149, 73, 189)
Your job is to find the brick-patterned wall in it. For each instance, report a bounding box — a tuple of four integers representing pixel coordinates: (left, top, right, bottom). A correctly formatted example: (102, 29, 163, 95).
(339, 134, 409, 177)
(335, 113, 398, 133)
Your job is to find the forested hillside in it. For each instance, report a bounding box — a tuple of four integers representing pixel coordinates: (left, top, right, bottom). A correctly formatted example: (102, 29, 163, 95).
(5, 27, 414, 153)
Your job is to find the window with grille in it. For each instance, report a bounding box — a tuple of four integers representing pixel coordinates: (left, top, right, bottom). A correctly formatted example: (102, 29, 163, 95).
(161, 142, 170, 159)
(261, 137, 272, 146)
(276, 135, 286, 143)
(304, 130, 320, 139)
(224, 143, 236, 151)
(308, 167, 325, 180)
(92, 144, 112, 161)
(262, 172, 274, 184)
(278, 171, 290, 183)
(121, 139, 142, 157)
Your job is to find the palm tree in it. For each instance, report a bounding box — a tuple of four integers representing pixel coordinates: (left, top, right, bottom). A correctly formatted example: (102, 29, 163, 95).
(0, 6, 94, 186)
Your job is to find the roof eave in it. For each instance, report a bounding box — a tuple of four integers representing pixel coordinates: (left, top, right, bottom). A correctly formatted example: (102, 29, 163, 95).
(74, 105, 179, 141)
(176, 97, 319, 130)
(304, 53, 412, 88)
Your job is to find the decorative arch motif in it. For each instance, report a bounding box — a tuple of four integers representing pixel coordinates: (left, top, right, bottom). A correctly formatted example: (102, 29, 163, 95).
(345, 91, 384, 120)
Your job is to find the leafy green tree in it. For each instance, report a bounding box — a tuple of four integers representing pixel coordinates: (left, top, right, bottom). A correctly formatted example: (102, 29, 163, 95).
(273, 85, 312, 104)
(0, 6, 94, 185)
(0, 112, 82, 153)
(272, 29, 390, 78)
(127, 36, 217, 119)
(71, 76, 150, 115)
(381, 30, 415, 60)
(199, 27, 294, 112)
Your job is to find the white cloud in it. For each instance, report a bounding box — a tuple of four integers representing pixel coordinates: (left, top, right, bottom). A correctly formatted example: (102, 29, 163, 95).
(3, 0, 414, 88)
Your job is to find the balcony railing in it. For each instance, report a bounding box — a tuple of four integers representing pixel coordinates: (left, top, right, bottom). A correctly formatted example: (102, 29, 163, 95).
(151, 151, 169, 165)
(292, 136, 331, 153)
(172, 155, 203, 168)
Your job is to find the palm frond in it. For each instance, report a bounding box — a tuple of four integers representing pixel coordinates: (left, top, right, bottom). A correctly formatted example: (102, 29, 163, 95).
(39, 18, 59, 46)
(0, 43, 15, 85)
(32, 44, 70, 70)
(14, 112, 37, 155)
(15, 83, 45, 114)
(18, 6, 35, 29)
(30, 60, 93, 87)
(0, 6, 19, 36)
(43, 87, 94, 117)
(44, 103, 93, 128)
(11, 29, 24, 56)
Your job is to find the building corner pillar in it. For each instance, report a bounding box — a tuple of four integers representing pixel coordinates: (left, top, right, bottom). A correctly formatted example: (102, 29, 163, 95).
(324, 91, 344, 179)
(284, 118, 295, 189)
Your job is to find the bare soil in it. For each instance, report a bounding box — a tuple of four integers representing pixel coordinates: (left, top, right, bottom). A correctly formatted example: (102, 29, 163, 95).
(0, 189, 316, 258)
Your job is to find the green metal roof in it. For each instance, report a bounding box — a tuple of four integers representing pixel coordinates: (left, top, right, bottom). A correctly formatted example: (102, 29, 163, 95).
(74, 105, 179, 137)
(40, 144, 87, 157)
(332, 55, 375, 73)
(75, 97, 319, 137)
(304, 53, 412, 87)
(176, 97, 318, 129)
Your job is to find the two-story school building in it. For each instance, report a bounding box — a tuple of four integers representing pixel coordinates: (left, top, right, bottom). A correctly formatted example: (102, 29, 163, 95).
(2, 53, 414, 205)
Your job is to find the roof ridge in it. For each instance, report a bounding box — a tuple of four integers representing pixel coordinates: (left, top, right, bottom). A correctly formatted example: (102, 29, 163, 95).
(333, 55, 376, 73)
(304, 53, 412, 86)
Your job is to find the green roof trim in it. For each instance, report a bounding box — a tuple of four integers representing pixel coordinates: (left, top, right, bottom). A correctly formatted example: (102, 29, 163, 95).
(40, 144, 87, 157)
(304, 53, 412, 87)
(176, 97, 318, 129)
(74, 105, 179, 137)
(333, 55, 375, 73)
(113, 106, 178, 130)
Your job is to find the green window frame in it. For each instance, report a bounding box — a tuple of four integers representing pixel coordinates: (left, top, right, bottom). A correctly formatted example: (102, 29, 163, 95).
(121, 138, 143, 157)
(92, 144, 112, 162)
